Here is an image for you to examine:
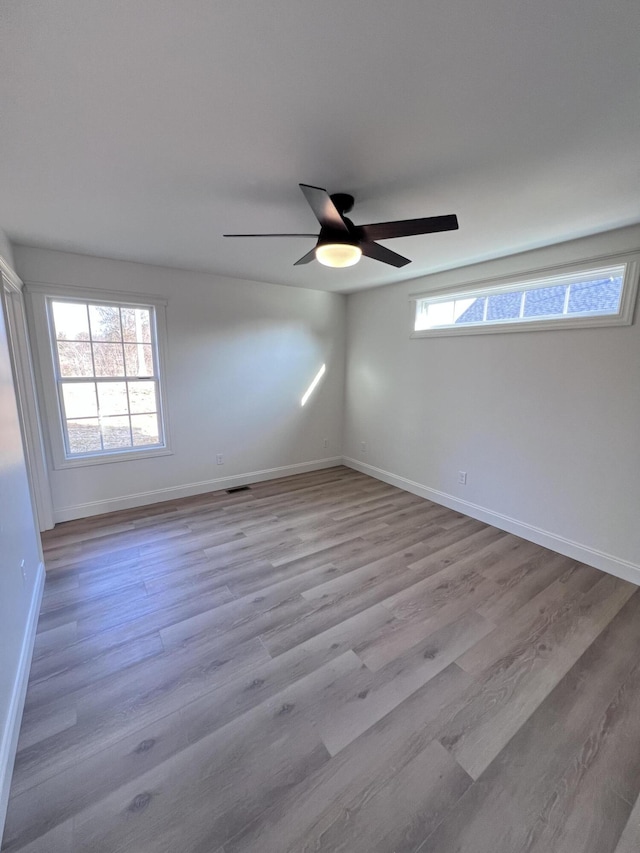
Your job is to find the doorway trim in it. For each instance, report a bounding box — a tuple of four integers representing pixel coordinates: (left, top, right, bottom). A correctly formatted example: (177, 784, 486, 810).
(1, 255, 54, 531)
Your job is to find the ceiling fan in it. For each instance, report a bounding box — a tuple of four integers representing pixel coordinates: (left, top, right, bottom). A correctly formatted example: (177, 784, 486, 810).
(224, 184, 459, 269)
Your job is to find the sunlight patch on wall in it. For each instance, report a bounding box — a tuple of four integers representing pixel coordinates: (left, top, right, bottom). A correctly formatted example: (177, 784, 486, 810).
(301, 364, 326, 407)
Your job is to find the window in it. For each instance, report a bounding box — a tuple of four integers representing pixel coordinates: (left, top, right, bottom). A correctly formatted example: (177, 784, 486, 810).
(411, 259, 638, 337)
(27, 286, 170, 467)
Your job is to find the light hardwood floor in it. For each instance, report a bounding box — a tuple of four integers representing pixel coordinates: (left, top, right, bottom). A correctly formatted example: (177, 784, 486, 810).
(3, 466, 640, 853)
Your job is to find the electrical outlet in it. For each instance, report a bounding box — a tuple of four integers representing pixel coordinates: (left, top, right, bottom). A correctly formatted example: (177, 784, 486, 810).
(216, 453, 224, 465)
(323, 438, 328, 449)
(361, 441, 367, 454)
(458, 471, 467, 485)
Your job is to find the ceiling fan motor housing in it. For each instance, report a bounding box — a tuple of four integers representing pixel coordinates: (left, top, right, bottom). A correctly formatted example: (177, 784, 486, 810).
(317, 221, 358, 248)
(329, 193, 355, 215)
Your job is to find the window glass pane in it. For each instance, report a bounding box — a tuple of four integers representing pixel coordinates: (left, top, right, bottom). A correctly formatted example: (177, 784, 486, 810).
(131, 413, 161, 446)
(487, 291, 522, 321)
(93, 342, 125, 377)
(415, 303, 428, 330)
(97, 382, 129, 416)
(51, 302, 90, 341)
(101, 416, 132, 449)
(425, 300, 456, 328)
(567, 276, 623, 314)
(62, 382, 98, 419)
(523, 284, 566, 317)
(128, 381, 157, 414)
(57, 341, 94, 377)
(455, 296, 485, 324)
(89, 305, 122, 341)
(125, 343, 154, 377)
(121, 307, 152, 343)
(67, 418, 102, 454)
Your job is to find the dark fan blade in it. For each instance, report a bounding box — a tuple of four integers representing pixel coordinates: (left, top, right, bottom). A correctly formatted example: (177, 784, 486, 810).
(360, 242, 411, 268)
(360, 214, 458, 242)
(223, 233, 317, 238)
(294, 247, 318, 265)
(299, 184, 349, 233)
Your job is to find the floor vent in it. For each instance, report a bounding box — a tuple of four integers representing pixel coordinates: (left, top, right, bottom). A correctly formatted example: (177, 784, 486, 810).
(226, 485, 251, 494)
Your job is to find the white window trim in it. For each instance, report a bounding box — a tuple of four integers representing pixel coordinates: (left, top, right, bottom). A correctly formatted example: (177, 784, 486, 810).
(25, 282, 172, 469)
(409, 251, 639, 338)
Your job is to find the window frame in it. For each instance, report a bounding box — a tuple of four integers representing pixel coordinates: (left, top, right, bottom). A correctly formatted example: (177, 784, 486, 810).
(409, 253, 639, 338)
(26, 283, 172, 469)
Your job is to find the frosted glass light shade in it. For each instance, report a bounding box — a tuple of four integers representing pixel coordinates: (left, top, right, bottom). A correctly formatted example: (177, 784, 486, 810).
(315, 243, 362, 268)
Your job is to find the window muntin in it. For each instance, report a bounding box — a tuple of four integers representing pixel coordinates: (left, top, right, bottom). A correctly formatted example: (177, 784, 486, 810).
(48, 298, 165, 458)
(413, 264, 633, 335)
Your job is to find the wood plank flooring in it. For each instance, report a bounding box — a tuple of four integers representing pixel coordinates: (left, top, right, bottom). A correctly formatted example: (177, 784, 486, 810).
(3, 466, 640, 853)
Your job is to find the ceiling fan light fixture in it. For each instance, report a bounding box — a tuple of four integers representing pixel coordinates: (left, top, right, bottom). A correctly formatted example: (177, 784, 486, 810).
(315, 242, 362, 268)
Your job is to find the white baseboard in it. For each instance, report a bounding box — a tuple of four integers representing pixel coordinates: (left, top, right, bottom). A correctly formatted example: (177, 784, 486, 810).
(53, 457, 344, 523)
(343, 457, 640, 586)
(0, 561, 45, 837)
(51, 453, 640, 585)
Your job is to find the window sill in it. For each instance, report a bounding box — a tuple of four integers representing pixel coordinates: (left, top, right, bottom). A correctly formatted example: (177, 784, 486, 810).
(52, 445, 173, 470)
(410, 312, 633, 338)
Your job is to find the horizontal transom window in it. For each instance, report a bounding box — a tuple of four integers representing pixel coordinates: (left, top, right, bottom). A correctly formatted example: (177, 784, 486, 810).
(411, 261, 638, 336)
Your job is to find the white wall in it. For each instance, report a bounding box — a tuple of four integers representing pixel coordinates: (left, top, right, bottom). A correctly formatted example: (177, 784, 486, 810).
(14, 246, 346, 522)
(0, 231, 44, 835)
(344, 225, 640, 581)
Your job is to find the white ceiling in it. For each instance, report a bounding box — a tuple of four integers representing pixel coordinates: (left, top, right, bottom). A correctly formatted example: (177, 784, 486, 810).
(1, 0, 639, 294)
